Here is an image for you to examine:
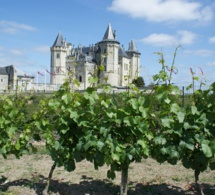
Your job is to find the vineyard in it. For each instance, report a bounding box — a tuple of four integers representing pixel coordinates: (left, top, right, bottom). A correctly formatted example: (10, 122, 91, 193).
(0, 153, 214, 195)
(0, 51, 215, 195)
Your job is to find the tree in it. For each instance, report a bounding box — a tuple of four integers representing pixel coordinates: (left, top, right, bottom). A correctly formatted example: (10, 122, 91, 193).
(148, 47, 215, 195)
(33, 80, 85, 195)
(132, 76, 145, 88)
(0, 93, 37, 159)
(76, 85, 152, 195)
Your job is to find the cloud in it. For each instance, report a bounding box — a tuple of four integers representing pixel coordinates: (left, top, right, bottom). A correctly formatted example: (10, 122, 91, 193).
(141, 33, 177, 47)
(177, 30, 197, 45)
(10, 49, 25, 56)
(184, 49, 215, 57)
(33, 46, 50, 53)
(142, 30, 197, 47)
(209, 36, 215, 43)
(0, 53, 35, 68)
(207, 61, 215, 67)
(0, 20, 36, 34)
(108, 0, 213, 23)
(0, 48, 27, 66)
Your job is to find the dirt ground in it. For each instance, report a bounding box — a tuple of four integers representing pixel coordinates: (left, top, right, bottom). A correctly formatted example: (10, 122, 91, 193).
(0, 153, 214, 195)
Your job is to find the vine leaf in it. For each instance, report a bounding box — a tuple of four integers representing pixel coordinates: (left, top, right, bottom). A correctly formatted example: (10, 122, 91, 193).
(177, 112, 185, 123)
(161, 118, 174, 128)
(201, 143, 213, 158)
(191, 106, 198, 115)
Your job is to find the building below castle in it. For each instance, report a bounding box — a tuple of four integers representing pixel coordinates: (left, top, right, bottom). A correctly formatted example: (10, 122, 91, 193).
(50, 23, 141, 90)
(0, 65, 35, 91)
(0, 65, 56, 92)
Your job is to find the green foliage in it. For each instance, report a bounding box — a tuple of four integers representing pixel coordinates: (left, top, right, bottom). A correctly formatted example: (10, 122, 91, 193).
(149, 84, 184, 165)
(148, 50, 215, 186)
(33, 46, 214, 193)
(0, 93, 37, 158)
(132, 76, 145, 88)
(1, 47, 215, 195)
(79, 87, 152, 175)
(180, 85, 215, 175)
(32, 81, 84, 170)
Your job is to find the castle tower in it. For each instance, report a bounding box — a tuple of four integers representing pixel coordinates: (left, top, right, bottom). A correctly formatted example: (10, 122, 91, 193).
(50, 33, 68, 85)
(97, 23, 120, 86)
(126, 40, 141, 80)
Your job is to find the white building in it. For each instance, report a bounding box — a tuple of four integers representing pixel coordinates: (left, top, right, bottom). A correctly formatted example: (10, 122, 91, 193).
(50, 23, 141, 89)
(0, 65, 35, 91)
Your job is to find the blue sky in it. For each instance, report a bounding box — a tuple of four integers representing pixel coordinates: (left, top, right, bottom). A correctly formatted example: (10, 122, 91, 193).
(0, 0, 215, 88)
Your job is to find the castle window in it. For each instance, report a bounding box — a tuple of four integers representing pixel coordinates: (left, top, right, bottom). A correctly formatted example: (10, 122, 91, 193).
(124, 64, 128, 71)
(0, 79, 3, 82)
(104, 57, 107, 64)
(56, 67, 60, 73)
(79, 76, 82, 82)
(56, 53, 60, 59)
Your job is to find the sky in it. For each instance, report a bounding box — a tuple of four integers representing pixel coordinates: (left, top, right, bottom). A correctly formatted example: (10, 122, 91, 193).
(0, 0, 215, 89)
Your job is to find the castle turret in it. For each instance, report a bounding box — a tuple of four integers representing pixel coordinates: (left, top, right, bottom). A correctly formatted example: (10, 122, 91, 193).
(126, 40, 141, 79)
(50, 33, 68, 85)
(97, 23, 120, 86)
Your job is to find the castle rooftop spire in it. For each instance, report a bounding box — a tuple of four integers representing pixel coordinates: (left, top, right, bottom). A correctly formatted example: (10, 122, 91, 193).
(103, 23, 115, 40)
(128, 39, 138, 52)
(127, 39, 140, 54)
(52, 32, 64, 47)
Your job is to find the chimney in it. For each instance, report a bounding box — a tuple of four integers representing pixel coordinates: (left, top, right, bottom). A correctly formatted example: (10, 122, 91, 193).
(113, 30, 116, 39)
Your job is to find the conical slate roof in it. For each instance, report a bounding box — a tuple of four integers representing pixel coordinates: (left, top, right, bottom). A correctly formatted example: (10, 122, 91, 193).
(103, 23, 115, 40)
(119, 46, 129, 58)
(0, 66, 8, 75)
(127, 39, 139, 53)
(52, 32, 64, 47)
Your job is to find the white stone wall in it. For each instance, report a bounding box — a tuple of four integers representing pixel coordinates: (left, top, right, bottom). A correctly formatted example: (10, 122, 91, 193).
(98, 42, 119, 86)
(130, 53, 140, 79)
(0, 75, 8, 91)
(50, 46, 68, 85)
(10, 77, 35, 91)
(121, 57, 131, 86)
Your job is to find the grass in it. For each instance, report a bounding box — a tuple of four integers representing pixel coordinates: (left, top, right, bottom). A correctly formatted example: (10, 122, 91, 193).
(29, 145, 49, 155)
(0, 192, 16, 195)
(0, 154, 214, 194)
(172, 177, 181, 182)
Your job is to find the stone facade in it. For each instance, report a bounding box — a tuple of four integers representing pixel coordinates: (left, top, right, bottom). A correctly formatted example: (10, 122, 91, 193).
(50, 24, 141, 89)
(0, 69, 9, 91)
(0, 65, 35, 91)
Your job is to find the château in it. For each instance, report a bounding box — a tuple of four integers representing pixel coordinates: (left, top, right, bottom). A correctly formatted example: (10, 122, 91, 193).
(50, 23, 141, 89)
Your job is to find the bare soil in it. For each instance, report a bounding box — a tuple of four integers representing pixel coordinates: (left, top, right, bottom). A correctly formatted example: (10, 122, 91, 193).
(0, 153, 214, 195)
